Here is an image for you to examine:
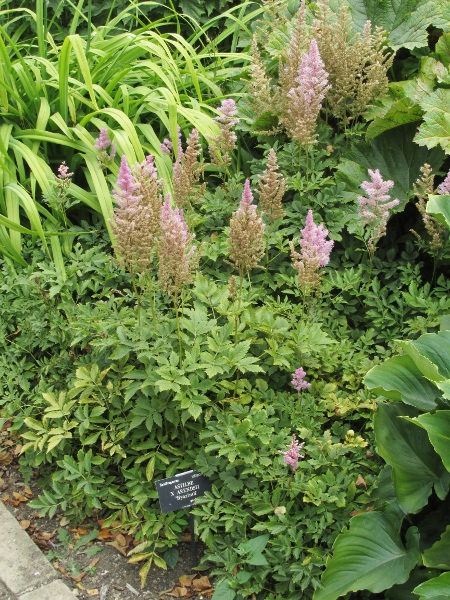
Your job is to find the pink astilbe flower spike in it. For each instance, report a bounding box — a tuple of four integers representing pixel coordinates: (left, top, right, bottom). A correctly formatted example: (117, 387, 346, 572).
(208, 99, 239, 169)
(290, 210, 334, 293)
(228, 179, 266, 272)
(111, 155, 157, 274)
(94, 128, 116, 168)
(358, 169, 400, 253)
(161, 139, 173, 155)
(172, 128, 205, 209)
(437, 170, 450, 195)
(156, 195, 200, 298)
(283, 39, 331, 145)
(279, 435, 305, 473)
(57, 161, 73, 180)
(291, 367, 311, 392)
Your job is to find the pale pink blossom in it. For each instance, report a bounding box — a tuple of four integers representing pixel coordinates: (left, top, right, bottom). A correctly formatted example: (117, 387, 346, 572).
(291, 367, 311, 392)
(437, 170, 450, 195)
(279, 435, 305, 472)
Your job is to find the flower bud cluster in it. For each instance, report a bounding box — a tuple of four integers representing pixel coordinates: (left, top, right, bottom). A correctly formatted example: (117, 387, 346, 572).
(173, 128, 205, 208)
(258, 148, 286, 223)
(228, 180, 266, 272)
(279, 434, 305, 473)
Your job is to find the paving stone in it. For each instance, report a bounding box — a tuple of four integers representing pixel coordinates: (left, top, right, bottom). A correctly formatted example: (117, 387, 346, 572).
(19, 580, 75, 600)
(0, 581, 16, 600)
(0, 504, 56, 596)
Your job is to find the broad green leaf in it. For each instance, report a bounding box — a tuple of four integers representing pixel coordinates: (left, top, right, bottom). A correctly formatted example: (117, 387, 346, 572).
(374, 403, 450, 514)
(413, 571, 450, 598)
(411, 411, 450, 472)
(212, 579, 236, 600)
(366, 97, 423, 139)
(365, 355, 439, 411)
(426, 195, 450, 230)
(415, 89, 450, 154)
(423, 525, 450, 569)
(314, 513, 420, 600)
(336, 123, 444, 210)
(343, 0, 449, 50)
(399, 331, 450, 383)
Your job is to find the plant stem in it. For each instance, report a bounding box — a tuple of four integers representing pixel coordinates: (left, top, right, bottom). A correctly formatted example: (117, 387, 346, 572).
(174, 294, 183, 367)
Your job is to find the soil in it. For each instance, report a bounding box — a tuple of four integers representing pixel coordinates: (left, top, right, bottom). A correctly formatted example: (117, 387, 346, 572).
(0, 423, 214, 600)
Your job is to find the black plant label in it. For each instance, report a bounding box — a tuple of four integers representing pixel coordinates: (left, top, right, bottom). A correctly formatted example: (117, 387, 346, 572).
(155, 470, 211, 514)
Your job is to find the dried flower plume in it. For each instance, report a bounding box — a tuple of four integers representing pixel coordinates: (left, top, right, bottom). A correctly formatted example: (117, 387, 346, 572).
(412, 164, 447, 254)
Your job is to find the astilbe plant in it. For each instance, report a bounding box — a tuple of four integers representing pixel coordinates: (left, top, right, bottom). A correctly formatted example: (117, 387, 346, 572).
(312, 0, 393, 126)
(111, 155, 161, 325)
(412, 164, 447, 255)
(357, 169, 400, 256)
(157, 195, 200, 363)
(172, 127, 205, 209)
(157, 195, 200, 299)
(94, 128, 116, 169)
(278, 0, 309, 101)
(289, 209, 334, 296)
(257, 148, 286, 224)
(228, 179, 266, 276)
(208, 99, 239, 170)
(281, 39, 331, 146)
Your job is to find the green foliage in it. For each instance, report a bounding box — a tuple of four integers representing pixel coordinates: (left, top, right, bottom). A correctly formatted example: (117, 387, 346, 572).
(316, 327, 450, 598)
(2, 0, 450, 596)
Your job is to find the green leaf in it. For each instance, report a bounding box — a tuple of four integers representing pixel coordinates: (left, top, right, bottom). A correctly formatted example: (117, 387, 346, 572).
(365, 355, 439, 411)
(399, 331, 450, 383)
(427, 194, 450, 230)
(314, 513, 420, 600)
(410, 411, 450, 472)
(415, 89, 450, 153)
(344, 0, 449, 50)
(374, 403, 450, 514)
(212, 579, 236, 600)
(423, 525, 450, 569)
(366, 97, 423, 139)
(413, 571, 450, 598)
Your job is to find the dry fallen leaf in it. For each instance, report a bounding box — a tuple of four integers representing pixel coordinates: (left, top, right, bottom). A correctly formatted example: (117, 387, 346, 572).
(98, 528, 113, 540)
(0, 451, 12, 466)
(86, 590, 99, 596)
(72, 572, 87, 583)
(23, 485, 33, 498)
(179, 575, 196, 587)
(192, 576, 212, 592)
(12, 491, 28, 503)
(166, 586, 189, 598)
(88, 557, 100, 569)
(20, 520, 30, 530)
(355, 474, 366, 487)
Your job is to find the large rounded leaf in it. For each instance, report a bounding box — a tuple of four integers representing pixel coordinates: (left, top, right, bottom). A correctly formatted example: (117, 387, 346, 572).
(423, 526, 450, 569)
(413, 572, 450, 598)
(365, 355, 439, 411)
(399, 332, 450, 383)
(412, 411, 450, 472)
(313, 512, 420, 600)
(374, 403, 450, 514)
